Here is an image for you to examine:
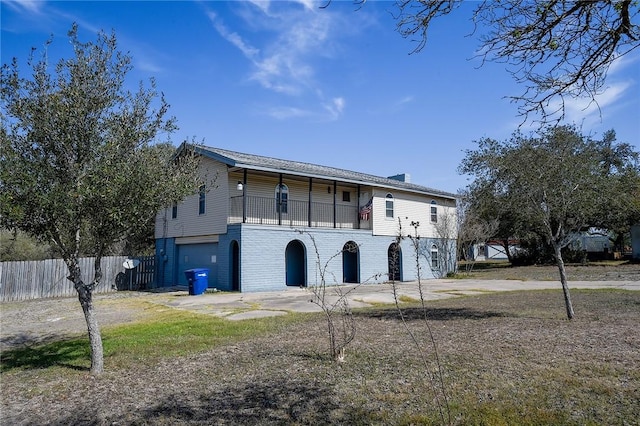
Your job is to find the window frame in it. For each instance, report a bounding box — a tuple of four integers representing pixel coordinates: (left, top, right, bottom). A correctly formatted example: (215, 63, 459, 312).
(198, 185, 206, 215)
(385, 193, 394, 219)
(430, 200, 438, 223)
(171, 202, 178, 219)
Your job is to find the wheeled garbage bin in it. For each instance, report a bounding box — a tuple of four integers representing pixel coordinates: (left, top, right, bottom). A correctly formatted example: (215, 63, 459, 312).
(184, 268, 209, 295)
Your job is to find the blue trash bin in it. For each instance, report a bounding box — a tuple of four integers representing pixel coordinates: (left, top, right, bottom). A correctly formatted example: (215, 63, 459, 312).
(184, 268, 209, 295)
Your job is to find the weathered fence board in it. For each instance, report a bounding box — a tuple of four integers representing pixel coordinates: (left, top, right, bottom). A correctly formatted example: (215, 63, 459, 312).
(0, 256, 157, 302)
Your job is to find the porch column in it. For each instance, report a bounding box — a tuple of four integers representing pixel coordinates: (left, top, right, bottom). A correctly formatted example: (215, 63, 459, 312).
(278, 174, 283, 226)
(357, 184, 361, 229)
(333, 180, 337, 228)
(242, 169, 247, 223)
(308, 177, 313, 227)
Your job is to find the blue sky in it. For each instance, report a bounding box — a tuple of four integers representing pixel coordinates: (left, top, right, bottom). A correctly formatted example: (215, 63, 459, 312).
(2, 1, 639, 194)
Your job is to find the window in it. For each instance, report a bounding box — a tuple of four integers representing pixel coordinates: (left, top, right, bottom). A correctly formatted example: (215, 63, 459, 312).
(431, 245, 439, 269)
(276, 184, 288, 214)
(385, 193, 394, 218)
(430, 200, 437, 223)
(342, 191, 350, 202)
(171, 202, 178, 219)
(198, 185, 206, 215)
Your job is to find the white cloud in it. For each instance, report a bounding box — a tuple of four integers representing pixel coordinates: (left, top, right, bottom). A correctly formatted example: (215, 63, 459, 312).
(135, 58, 164, 74)
(560, 53, 637, 126)
(3, 0, 43, 14)
(265, 106, 311, 119)
(323, 97, 345, 120)
(247, 0, 271, 15)
(206, 1, 351, 120)
(245, 8, 331, 94)
(261, 96, 345, 121)
(293, 0, 316, 11)
(207, 11, 259, 59)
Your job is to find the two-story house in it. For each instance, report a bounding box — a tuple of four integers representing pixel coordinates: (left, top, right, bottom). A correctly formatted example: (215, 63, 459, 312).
(154, 145, 458, 292)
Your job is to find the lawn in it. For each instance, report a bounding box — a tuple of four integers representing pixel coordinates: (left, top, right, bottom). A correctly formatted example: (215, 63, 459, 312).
(1, 289, 639, 425)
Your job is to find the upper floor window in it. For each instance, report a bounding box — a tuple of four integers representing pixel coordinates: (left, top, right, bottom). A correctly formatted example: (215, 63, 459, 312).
(198, 185, 206, 215)
(342, 191, 351, 202)
(430, 200, 437, 223)
(385, 193, 394, 218)
(276, 184, 288, 214)
(171, 202, 178, 219)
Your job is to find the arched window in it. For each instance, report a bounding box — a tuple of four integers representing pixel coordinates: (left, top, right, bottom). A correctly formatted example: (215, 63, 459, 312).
(275, 184, 288, 214)
(431, 244, 439, 269)
(385, 193, 394, 219)
(430, 200, 438, 223)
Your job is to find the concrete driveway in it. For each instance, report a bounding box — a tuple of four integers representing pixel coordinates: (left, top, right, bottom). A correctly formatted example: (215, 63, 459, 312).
(154, 279, 640, 320)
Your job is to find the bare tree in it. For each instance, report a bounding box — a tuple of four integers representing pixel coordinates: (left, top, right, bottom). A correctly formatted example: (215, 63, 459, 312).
(424, 211, 458, 278)
(394, 1, 639, 123)
(301, 231, 381, 362)
(393, 220, 451, 425)
(385, 1, 639, 124)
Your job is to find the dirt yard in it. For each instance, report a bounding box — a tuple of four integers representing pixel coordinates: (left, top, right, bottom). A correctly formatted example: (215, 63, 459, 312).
(2, 290, 639, 425)
(460, 261, 640, 282)
(2, 263, 637, 352)
(1, 263, 639, 424)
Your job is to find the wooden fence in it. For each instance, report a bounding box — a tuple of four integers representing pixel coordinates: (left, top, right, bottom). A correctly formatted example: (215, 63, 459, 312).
(0, 255, 157, 302)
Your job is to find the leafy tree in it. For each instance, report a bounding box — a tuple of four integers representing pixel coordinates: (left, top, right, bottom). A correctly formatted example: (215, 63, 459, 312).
(457, 185, 530, 264)
(0, 228, 55, 261)
(357, 1, 640, 124)
(0, 25, 202, 374)
(459, 125, 640, 319)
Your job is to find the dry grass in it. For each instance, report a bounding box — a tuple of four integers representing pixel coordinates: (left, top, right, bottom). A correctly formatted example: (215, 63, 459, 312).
(458, 261, 640, 282)
(2, 289, 639, 425)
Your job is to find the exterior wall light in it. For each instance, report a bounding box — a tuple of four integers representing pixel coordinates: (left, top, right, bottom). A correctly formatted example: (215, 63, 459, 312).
(237, 181, 243, 191)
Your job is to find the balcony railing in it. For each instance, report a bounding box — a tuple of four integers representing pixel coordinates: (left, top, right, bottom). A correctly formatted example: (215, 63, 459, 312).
(229, 195, 366, 229)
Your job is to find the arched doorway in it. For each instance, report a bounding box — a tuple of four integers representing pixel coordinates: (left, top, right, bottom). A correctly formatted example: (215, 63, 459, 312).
(230, 240, 240, 291)
(285, 240, 306, 287)
(342, 241, 359, 283)
(388, 242, 402, 281)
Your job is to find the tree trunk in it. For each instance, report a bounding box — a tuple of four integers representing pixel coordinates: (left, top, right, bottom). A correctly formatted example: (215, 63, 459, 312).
(66, 256, 104, 374)
(77, 284, 104, 374)
(553, 244, 575, 320)
(502, 239, 513, 263)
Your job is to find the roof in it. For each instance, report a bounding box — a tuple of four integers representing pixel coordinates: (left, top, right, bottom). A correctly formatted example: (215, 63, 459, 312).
(192, 144, 457, 199)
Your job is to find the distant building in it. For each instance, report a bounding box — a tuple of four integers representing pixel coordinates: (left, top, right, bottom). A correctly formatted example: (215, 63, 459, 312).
(468, 240, 519, 261)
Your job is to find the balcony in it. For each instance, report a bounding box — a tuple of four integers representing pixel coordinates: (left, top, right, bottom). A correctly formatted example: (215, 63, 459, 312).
(229, 195, 368, 229)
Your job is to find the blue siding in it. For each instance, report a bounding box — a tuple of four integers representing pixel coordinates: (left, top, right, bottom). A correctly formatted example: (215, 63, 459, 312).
(155, 238, 177, 288)
(176, 243, 218, 287)
(218, 226, 242, 291)
(157, 227, 456, 292)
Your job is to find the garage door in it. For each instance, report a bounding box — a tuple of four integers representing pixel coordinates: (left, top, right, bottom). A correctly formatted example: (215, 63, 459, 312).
(176, 243, 218, 288)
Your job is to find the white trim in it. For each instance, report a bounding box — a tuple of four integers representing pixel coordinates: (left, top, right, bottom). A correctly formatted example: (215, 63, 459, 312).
(175, 235, 220, 245)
